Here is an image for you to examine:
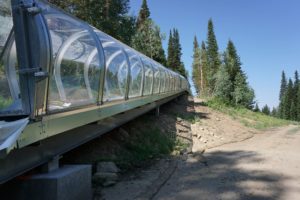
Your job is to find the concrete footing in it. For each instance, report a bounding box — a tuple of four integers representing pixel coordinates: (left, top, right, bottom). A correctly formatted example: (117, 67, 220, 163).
(0, 165, 92, 200)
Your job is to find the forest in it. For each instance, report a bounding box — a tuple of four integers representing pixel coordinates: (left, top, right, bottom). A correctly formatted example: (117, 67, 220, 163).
(192, 19, 255, 109)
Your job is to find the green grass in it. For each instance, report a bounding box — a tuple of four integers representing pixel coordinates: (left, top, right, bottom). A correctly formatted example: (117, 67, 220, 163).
(207, 99, 294, 130)
(176, 113, 201, 124)
(102, 127, 177, 170)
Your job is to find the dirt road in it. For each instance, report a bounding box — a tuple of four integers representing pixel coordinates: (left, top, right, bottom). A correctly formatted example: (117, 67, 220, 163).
(153, 125, 300, 200)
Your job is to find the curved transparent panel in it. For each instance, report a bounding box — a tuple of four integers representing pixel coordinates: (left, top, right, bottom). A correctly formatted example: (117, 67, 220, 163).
(167, 71, 172, 92)
(0, 2, 22, 115)
(0, 37, 22, 114)
(176, 75, 180, 91)
(159, 68, 166, 93)
(165, 71, 170, 92)
(0, 1, 12, 55)
(152, 63, 160, 94)
(125, 49, 143, 98)
(97, 32, 128, 101)
(141, 57, 153, 96)
(44, 12, 102, 111)
(170, 73, 175, 91)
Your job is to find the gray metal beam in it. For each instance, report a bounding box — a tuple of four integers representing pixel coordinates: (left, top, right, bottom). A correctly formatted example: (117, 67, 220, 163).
(0, 93, 184, 184)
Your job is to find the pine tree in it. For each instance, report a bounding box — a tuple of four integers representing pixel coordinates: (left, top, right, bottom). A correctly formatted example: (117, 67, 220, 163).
(200, 41, 209, 96)
(152, 26, 167, 66)
(282, 79, 293, 120)
(172, 29, 186, 77)
(224, 40, 242, 84)
(232, 72, 255, 108)
(271, 107, 277, 117)
(214, 66, 232, 103)
(297, 84, 300, 121)
(206, 19, 221, 93)
(192, 36, 201, 95)
(131, 2, 166, 65)
(166, 29, 186, 77)
(262, 105, 270, 115)
(136, 0, 150, 29)
(49, 0, 135, 45)
(279, 71, 287, 101)
(253, 103, 260, 112)
(290, 101, 297, 120)
(132, 20, 166, 64)
(278, 71, 287, 118)
(293, 71, 299, 120)
(167, 30, 175, 70)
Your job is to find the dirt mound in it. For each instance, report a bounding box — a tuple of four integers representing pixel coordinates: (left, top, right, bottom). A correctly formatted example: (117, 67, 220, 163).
(192, 98, 257, 153)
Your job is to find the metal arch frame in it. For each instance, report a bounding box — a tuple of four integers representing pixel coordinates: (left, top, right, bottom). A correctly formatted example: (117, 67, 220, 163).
(137, 55, 145, 97)
(53, 30, 89, 102)
(149, 61, 155, 95)
(139, 57, 152, 96)
(126, 54, 144, 98)
(123, 48, 131, 101)
(43, 11, 106, 107)
(83, 48, 98, 100)
(4, 35, 20, 100)
(158, 67, 166, 94)
(102, 49, 125, 101)
(151, 63, 160, 94)
(10, 0, 52, 118)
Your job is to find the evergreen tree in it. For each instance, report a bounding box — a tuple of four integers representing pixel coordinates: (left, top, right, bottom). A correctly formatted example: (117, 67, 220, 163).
(136, 0, 150, 29)
(200, 41, 209, 96)
(293, 71, 299, 120)
(224, 40, 242, 84)
(297, 84, 300, 121)
(49, 0, 135, 45)
(279, 71, 287, 101)
(131, 2, 166, 65)
(192, 36, 201, 95)
(253, 103, 260, 112)
(152, 26, 167, 66)
(132, 19, 166, 64)
(271, 107, 277, 117)
(172, 29, 186, 77)
(278, 71, 287, 118)
(167, 30, 175, 70)
(232, 72, 255, 108)
(167, 29, 186, 77)
(282, 79, 293, 120)
(206, 19, 221, 93)
(214, 66, 232, 103)
(290, 101, 297, 120)
(262, 105, 270, 115)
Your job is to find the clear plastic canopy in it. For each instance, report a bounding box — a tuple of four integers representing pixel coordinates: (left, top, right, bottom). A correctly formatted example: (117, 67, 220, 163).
(0, 0, 189, 115)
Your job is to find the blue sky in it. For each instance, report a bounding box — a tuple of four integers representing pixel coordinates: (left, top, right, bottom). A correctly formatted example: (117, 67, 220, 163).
(130, 0, 300, 109)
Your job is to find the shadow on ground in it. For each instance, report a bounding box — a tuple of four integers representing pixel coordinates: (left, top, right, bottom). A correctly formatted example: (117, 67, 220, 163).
(154, 150, 286, 200)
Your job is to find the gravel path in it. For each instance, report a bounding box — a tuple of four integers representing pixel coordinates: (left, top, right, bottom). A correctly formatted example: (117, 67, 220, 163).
(153, 125, 300, 200)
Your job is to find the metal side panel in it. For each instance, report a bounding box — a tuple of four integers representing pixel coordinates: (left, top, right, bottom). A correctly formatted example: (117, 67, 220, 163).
(17, 92, 185, 148)
(0, 93, 184, 184)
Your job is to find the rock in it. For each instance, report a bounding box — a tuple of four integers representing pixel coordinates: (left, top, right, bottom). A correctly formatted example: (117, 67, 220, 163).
(216, 117, 221, 121)
(97, 161, 120, 173)
(197, 134, 202, 139)
(93, 172, 118, 186)
(177, 117, 183, 122)
(102, 180, 117, 187)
